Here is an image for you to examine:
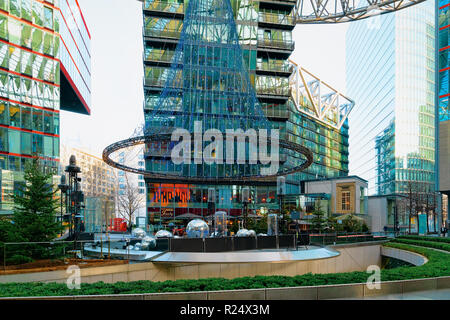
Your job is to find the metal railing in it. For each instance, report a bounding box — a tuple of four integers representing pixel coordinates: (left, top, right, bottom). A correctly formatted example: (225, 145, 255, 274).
(256, 85, 290, 96)
(257, 61, 293, 74)
(144, 1, 184, 14)
(258, 12, 294, 26)
(262, 107, 290, 118)
(0, 238, 170, 270)
(257, 39, 295, 50)
(144, 28, 182, 39)
(145, 51, 175, 63)
(308, 232, 391, 246)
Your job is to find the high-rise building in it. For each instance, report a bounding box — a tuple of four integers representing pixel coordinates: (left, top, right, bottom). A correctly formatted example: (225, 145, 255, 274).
(0, 0, 91, 215)
(60, 146, 116, 232)
(346, 1, 437, 230)
(142, 0, 352, 226)
(116, 147, 146, 225)
(437, 0, 450, 227)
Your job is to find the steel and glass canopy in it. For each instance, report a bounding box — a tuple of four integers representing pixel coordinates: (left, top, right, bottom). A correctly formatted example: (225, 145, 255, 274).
(294, 0, 427, 24)
(137, 0, 426, 24)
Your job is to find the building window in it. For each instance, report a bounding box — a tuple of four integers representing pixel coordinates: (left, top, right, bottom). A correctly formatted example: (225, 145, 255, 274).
(341, 190, 350, 211)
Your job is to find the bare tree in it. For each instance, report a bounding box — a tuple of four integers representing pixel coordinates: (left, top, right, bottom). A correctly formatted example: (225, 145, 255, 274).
(117, 172, 145, 231)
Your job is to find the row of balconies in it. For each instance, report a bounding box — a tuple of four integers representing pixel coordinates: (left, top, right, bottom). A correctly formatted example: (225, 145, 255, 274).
(143, 77, 291, 98)
(143, 1, 295, 28)
(143, 28, 295, 51)
(144, 50, 293, 75)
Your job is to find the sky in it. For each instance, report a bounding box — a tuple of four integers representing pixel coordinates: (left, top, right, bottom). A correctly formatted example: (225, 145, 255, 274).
(60, 0, 349, 157)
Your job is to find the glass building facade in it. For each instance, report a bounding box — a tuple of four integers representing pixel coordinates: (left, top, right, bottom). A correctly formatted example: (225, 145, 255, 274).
(346, 0, 436, 197)
(438, 0, 450, 227)
(439, 0, 450, 122)
(0, 0, 91, 214)
(142, 0, 349, 226)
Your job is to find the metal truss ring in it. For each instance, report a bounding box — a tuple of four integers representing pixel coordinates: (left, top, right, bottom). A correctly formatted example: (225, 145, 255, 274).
(294, 0, 427, 24)
(103, 134, 314, 185)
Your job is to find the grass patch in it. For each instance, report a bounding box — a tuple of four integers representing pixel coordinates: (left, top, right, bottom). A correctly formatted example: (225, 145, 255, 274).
(0, 241, 449, 297)
(393, 238, 450, 252)
(398, 235, 450, 244)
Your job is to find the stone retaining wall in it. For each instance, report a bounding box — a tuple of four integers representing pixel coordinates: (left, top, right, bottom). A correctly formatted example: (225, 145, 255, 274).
(0, 243, 383, 284)
(2, 277, 449, 300)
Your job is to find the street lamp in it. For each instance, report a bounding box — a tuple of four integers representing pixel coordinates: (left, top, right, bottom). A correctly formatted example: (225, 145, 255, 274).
(242, 187, 250, 229)
(57, 174, 69, 237)
(277, 177, 286, 232)
(65, 155, 83, 241)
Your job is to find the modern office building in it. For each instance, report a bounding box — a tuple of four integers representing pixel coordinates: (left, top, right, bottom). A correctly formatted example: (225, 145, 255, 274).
(116, 147, 146, 226)
(60, 146, 116, 232)
(0, 0, 91, 214)
(437, 0, 450, 228)
(346, 0, 437, 231)
(142, 0, 352, 227)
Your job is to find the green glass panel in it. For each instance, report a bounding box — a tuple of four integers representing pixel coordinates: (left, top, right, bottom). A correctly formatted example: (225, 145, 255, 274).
(0, 15, 8, 40)
(0, 41, 8, 69)
(9, 0, 20, 17)
(8, 129, 20, 154)
(0, 127, 7, 152)
(32, 109, 42, 131)
(9, 103, 19, 127)
(32, 1, 43, 27)
(53, 136, 58, 158)
(43, 111, 52, 133)
(21, 0, 32, 22)
(43, 6, 53, 30)
(43, 135, 52, 157)
(20, 24, 32, 48)
(21, 105, 31, 129)
(32, 133, 42, 154)
(21, 131, 31, 155)
(31, 28, 43, 52)
(0, 0, 8, 12)
(43, 32, 53, 56)
(8, 18, 21, 45)
(0, 102, 8, 125)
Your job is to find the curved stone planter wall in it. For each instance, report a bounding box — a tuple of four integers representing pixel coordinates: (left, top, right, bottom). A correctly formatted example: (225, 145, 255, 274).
(0, 243, 384, 285)
(381, 246, 428, 266)
(1, 243, 447, 300)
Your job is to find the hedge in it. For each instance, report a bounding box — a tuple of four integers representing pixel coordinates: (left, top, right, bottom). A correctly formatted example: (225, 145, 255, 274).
(393, 238, 450, 252)
(398, 235, 450, 244)
(0, 241, 449, 297)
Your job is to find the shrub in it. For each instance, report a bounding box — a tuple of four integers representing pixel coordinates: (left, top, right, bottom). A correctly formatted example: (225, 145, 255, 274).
(398, 235, 450, 244)
(1, 240, 449, 297)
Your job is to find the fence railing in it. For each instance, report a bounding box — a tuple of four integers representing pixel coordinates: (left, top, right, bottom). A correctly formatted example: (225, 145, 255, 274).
(308, 232, 391, 246)
(0, 239, 168, 271)
(167, 235, 296, 252)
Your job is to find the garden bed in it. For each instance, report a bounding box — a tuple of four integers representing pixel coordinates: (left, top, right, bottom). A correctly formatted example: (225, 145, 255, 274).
(0, 241, 449, 297)
(0, 259, 128, 275)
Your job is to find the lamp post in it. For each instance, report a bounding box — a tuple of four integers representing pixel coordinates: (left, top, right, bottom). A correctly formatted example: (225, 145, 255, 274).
(393, 203, 398, 237)
(65, 155, 83, 242)
(277, 177, 286, 233)
(242, 187, 249, 229)
(57, 175, 69, 237)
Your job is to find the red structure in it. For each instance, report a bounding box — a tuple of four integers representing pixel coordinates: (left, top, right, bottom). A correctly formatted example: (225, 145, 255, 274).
(110, 218, 127, 232)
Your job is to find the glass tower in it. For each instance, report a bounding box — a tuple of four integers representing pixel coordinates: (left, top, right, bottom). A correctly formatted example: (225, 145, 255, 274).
(142, 0, 350, 225)
(439, 0, 450, 122)
(346, 0, 436, 197)
(0, 0, 91, 214)
(437, 0, 450, 227)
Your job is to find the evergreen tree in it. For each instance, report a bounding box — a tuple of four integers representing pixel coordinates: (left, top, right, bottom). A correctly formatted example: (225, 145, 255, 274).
(311, 206, 327, 233)
(9, 157, 62, 260)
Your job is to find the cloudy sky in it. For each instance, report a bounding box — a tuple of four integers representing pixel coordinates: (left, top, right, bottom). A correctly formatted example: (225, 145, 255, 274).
(60, 0, 348, 157)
